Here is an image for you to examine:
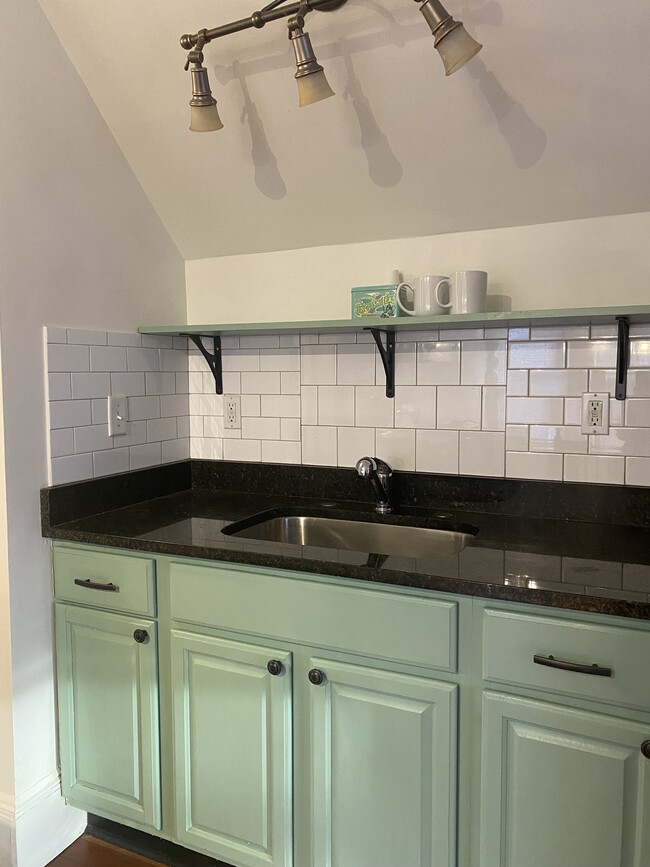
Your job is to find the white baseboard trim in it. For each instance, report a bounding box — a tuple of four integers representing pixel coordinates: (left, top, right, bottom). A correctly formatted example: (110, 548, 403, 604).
(0, 789, 16, 867)
(13, 771, 85, 867)
(15, 771, 61, 820)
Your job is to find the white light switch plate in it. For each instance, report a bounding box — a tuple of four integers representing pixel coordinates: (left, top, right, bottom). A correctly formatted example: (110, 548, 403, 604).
(108, 395, 127, 436)
(581, 392, 609, 435)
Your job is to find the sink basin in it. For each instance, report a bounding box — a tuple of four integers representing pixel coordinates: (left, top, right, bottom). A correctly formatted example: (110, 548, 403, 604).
(222, 514, 475, 558)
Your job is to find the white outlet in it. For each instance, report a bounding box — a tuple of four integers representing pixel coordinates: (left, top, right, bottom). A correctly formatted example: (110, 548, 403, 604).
(224, 394, 241, 429)
(581, 392, 609, 435)
(108, 395, 127, 436)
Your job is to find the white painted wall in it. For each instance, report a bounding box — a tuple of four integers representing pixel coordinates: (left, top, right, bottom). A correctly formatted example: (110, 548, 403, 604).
(185, 212, 650, 324)
(0, 1, 185, 864)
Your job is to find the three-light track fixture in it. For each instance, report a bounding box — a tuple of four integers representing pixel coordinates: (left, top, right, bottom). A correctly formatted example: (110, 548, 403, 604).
(182, 0, 482, 133)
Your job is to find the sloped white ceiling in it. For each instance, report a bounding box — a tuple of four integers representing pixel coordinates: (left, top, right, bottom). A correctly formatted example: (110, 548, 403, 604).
(37, 0, 650, 260)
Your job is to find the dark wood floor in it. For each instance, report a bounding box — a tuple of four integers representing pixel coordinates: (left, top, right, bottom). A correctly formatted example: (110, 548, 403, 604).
(47, 835, 165, 867)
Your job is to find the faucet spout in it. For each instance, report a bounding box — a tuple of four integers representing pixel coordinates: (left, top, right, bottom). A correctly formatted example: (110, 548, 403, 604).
(355, 456, 393, 514)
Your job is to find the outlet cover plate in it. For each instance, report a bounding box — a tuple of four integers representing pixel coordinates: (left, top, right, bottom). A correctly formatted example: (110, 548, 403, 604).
(581, 392, 609, 435)
(224, 394, 241, 430)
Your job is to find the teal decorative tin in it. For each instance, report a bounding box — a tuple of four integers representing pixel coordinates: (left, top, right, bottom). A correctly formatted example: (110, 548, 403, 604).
(351, 285, 401, 319)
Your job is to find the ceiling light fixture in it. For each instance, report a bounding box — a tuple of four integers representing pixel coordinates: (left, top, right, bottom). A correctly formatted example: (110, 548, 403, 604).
(415, 0, 482, 75)
(181, 0, 481, 132)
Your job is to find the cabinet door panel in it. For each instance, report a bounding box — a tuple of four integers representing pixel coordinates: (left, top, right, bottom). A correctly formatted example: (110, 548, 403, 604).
(480, 692, 650, 867)
(171, 631, 292, 867)
(309, 658, 457, 867)
(55, 604, 160, 830)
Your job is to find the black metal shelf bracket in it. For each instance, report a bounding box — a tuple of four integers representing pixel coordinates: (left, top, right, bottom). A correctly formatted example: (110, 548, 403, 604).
(615, 316, 630, 401)
(366, 328, 396, 398)
(184, 334, 223, 394)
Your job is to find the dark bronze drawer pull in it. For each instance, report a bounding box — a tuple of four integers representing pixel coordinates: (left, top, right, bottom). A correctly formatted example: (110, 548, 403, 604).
(533, 654, 612, 677)
(74, 578, 119, 593)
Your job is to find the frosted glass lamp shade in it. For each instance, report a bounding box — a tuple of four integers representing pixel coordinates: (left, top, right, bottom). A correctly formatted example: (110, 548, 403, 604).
(435, 24, 482, 75)
(190, 102, 224, 132)
(297, 70, 335, 107)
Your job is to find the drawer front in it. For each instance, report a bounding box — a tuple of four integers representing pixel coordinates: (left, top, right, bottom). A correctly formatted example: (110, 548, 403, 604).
(483, 607, 650, 711)
(53, 545, 155, 616)
(170, 561, 457, 672)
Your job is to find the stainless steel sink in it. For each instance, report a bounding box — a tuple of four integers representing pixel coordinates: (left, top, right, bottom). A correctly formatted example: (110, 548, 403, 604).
(223, 514, 474, 558)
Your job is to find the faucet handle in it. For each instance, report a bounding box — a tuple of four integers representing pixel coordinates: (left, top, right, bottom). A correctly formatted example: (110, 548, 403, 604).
(355, 456, 377, 478)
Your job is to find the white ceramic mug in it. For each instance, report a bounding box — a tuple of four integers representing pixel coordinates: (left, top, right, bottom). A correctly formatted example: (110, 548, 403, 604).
(435, 270, 487, 315)
(396, 275, 450, 316)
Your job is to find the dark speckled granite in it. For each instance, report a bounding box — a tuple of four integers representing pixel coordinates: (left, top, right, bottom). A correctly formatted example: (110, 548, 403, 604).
(41, 461, 650, 620)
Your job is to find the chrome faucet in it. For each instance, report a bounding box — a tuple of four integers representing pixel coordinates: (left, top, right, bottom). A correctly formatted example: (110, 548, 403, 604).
(355, 456, 393, 514)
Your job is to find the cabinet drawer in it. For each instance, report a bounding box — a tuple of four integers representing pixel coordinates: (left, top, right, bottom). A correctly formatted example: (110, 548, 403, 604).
(483, 608, 650, 711)
(53, 545, 155, 616)
(170, 561, 457, 672)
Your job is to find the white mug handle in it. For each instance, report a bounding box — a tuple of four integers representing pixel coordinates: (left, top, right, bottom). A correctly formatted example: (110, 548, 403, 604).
(435, 279, 452, 309)
(396, 282, 415, 316)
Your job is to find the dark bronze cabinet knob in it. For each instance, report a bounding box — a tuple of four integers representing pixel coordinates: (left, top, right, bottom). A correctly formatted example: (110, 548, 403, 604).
(133, 629, 149, 644)
(641, 740, 650, 759)
(267, 660, 283, 676)
(308, 668, 325, 685)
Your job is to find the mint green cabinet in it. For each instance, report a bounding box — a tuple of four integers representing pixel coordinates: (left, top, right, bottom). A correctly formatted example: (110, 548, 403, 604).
(480, 691, 650, 867)
(170, 630, 293, 867)
(308, 657, 458, 867)
(55, 603, 161, 830)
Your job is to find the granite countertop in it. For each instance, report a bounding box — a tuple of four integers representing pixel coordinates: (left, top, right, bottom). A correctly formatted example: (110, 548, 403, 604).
(41, 460, 650, 621)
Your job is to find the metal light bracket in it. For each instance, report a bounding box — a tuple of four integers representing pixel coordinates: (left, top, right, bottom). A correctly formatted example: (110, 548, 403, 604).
(184, 334, 223, 394)
(367, 328, 396, 398)
(615, 316, 630, 401)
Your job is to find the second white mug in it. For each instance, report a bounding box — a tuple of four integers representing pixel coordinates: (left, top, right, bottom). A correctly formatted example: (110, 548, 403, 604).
(396, 275, 450, 316)
(435, 270, 487, 315)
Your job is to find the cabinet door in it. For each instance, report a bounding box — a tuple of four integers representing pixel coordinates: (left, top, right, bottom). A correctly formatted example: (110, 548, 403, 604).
(55, 604, 160, 830)
(171, 631, 293, 867)
(480, 691, 650, 867)
(309, 658, 458, 867)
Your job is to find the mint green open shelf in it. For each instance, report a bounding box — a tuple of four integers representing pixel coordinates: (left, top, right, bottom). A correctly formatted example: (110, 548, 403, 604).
(139, 305, 650, 337)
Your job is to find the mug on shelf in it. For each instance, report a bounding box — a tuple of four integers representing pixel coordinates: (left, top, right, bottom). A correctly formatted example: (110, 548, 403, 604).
(396, 275, 450, 317)
(435, 270, 487, 315)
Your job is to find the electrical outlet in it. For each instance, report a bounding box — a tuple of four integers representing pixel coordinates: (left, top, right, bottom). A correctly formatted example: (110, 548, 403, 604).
(108, 395, 127, 436)
(224, 394, 241, 429)
(581, 392, 609, 435)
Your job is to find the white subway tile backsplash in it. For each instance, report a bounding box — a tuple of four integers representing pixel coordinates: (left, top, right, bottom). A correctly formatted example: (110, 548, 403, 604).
(147, 417, 178, 442)
(564, 454, 625, 485)
(355, 386, 394, 428)
(262, 440, 301, 464)
(160, 394, 189, 417)
(260, 395, 301, 418)
(145, 372, 177, 395)
(417, 341, 460, 385)
(222, 372, 241, 393)
(415, 430, 459, 474)
(260, 349, 301, 372)
(223, 439, 262, 462)
(241, 417, 281, 440)
(302, 426, 337, 465)
(438, 386, 481, 430)
(108, 331, 142, 347)
(508, 327, 529, 341)
(111, 372, 146, 397)
(48, 373, 72, 401)
(337, 344, 376, 385)
(482, 387, 506, 431)
(203, 416, 224, 438)
(141, 335, 174, 349)
(319, 332, 356, 344)
(71, 372, 111, 399)
(530, 325, 589, 341)
(279, 335, 300, 348)
(625, 399, 650, 427)
(506, 397, 564, 425)
(117, 421, 148, 448)
(301, 387, 318, 426)
(128, 396, 161, 421)
(337, 427, 375, 468)
(506, 370, 528, 396)
(461, 340, 507, 385)
(506, 451, 563, 481)
(301, 345, 336, 384)
(376, 428, 416, 471)
(240, 335, 280, 350)
(175, 373, 190, 394)
(281, 418, 301, 441)
(163, 438, 191, 463)
(319, 386, 355, 426)
(127, 347, 160, 372)
(626, 457, 650, 486)
(67, 328, 107, 345)
(529, 425, 587, 454)
(130, 442, 162, 469)
(223, 349, 260, 372)
(281, 372, 301, 394)
(241, 395, 261, 417)
(631, 339, 650, 368)
(444, 328, 484, 341)
(51, 453, 93, 485)
(509, 341, 565, 369)
(94, 448, 130, 477)
(529, 369, 587, 397)
(241, 372, 281, 394)
(46, 327, 67, 344)
(395, 386, 436, 429)
(50, 429, 74, 458)
(588, 428, 650, 458)
(50, 400, 92, 429)
(74, 424, 112, 454)
(567, 340, 616, 369)
(160, 349, 189, 372)
(177, 417, 191, 439)
(90, 346, 127, 372)
(505, 425, 529, 452)
(459, 431, 505, 477)
(48, 344, 90, 372)
(564, 398, 582, 425)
